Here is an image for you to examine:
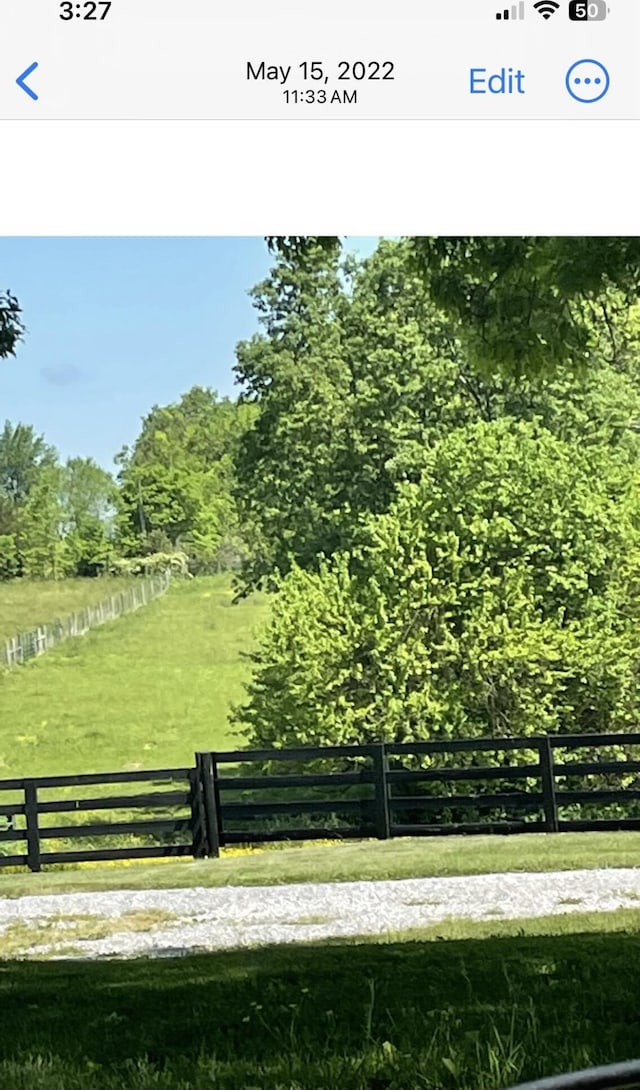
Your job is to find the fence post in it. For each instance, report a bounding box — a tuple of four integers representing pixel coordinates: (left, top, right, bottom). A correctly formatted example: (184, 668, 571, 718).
(371, 743, 391, 840)
(195, 752, 221, 858)
(24, 780, 41, 872)
(189, 765, 209, 858)
(539, 736, 559, 833)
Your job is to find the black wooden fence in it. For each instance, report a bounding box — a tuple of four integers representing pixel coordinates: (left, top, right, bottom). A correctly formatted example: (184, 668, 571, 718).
(3, 732, 640, 872)
(0, 767, 197, 872)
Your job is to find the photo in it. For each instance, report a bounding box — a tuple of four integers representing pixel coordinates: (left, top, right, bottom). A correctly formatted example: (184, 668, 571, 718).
(3, 235, 640, 1090)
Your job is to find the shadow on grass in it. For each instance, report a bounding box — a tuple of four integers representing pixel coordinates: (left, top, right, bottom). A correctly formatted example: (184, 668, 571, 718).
(1, 927, 639, 1088)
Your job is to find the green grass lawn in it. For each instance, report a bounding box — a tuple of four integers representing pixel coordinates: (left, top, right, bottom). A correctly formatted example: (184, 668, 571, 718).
(1, 910, 640, 1089)
(2, 830, 640, 898)
(0, 576, 138, 643)
(0, 575, 269, 778)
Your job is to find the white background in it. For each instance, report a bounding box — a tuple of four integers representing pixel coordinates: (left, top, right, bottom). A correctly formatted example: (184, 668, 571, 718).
(0, 122, 636, 235)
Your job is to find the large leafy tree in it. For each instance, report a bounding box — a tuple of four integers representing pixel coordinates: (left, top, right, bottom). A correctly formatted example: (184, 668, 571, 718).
(234, 420, 640, 751)
(235, 239, 640, 591)
(234, 239, 640, 776)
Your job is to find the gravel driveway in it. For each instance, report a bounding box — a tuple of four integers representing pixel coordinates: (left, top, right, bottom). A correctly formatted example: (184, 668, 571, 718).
(2, 867, 640, 959)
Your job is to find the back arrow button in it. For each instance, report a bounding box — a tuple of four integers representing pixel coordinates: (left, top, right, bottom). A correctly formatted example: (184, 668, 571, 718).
(17, 62, 39, 101)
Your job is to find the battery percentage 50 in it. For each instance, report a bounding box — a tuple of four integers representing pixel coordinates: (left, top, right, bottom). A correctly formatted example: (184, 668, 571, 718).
(569, 1, 610, 20)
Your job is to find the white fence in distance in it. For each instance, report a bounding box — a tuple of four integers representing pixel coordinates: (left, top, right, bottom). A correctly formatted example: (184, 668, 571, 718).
(2, 572, 171, 669)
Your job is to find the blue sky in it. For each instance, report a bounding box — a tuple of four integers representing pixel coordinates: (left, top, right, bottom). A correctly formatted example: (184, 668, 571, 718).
(2, 237, 379, 472)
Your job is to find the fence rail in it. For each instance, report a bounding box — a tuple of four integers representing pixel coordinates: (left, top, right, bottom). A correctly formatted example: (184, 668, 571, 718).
(1, 572, 171, 668)
(3, 732, 640, 871)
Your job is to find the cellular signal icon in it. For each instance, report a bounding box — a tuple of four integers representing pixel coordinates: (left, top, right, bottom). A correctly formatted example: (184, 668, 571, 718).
(534, 0, 560, 18)
(496, 2, 525, 18)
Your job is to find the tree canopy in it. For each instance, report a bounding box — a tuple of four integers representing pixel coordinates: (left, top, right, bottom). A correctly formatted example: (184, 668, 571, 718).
(267, 236, 640, 377)
(235, 239, 640, 592)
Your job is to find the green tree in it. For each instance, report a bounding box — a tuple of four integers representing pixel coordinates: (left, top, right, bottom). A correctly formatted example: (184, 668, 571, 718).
(61, 456, 116, 526)
(234, 242, 352, 588)
(60, 457, 117, 576)
(234, 420, 640, 752)
(0, 422, 59, 578)
(235, 239, 640, 591)
(0, 421, 57, 505)
(16, 464, 65, 579)
(116, 387, 254, 569)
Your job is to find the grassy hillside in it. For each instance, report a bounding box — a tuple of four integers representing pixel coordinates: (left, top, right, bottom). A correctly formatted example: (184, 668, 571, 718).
(0, 576, 138, 643)
(0, 575, 269, 778)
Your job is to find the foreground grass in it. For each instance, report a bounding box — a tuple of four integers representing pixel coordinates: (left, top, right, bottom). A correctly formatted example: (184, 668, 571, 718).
(0, 576, 137, 643)
(0, 575, 269, 777)
(2, 830, 640, 898)
(1, 911, 640, 1089)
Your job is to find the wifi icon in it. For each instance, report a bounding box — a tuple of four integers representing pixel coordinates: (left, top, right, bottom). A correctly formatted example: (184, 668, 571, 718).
(534, 0, 560, 17)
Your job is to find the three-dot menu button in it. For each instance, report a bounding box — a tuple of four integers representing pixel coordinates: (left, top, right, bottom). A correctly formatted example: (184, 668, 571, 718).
(565, 59, 610, 102)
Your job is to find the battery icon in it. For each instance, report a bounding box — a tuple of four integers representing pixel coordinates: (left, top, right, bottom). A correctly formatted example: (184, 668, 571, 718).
(569, 1, 609, 19)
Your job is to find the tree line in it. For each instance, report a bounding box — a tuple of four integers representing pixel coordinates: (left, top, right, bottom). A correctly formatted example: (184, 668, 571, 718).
(0, 390, 253, 581)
